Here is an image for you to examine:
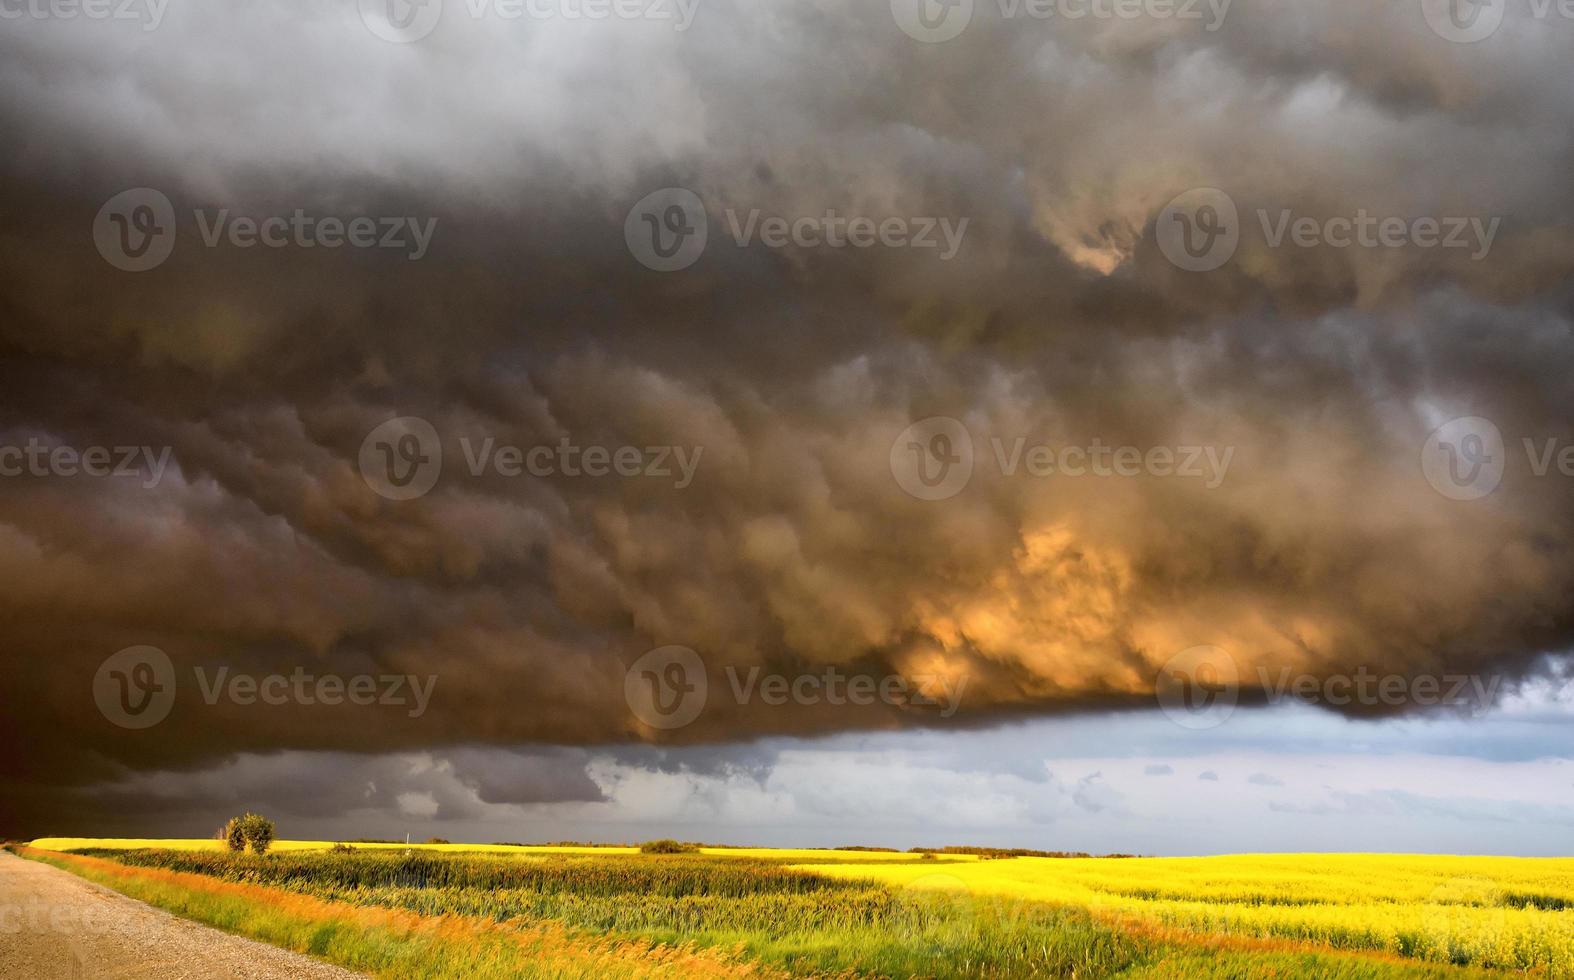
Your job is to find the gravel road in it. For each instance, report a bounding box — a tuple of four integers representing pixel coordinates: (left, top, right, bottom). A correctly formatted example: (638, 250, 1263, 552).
(0, 851, 366, 979)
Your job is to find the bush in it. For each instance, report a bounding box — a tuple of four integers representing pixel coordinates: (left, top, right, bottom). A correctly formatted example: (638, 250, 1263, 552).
(222, 812, 275, 855)
(425, 837, 451, 845)
(243, 813, 275, 855)
(223, 817, 248, 853)
(330, 842, 356, 853)
(639, 839, 700, 854)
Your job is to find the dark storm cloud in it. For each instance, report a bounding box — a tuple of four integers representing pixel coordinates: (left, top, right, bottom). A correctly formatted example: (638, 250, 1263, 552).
(7, 748, 606, 838)
(2, 0, 1574, 834)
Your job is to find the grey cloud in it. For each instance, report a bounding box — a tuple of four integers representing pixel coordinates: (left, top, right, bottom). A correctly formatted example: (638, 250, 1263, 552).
(1269, 788, 1574, 826)
(1072, 772, 1125, 814)
(3, 0, 1574, 836)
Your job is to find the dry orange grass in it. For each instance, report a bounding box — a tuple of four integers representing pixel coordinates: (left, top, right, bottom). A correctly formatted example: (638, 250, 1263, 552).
(26, 847, 779, 979)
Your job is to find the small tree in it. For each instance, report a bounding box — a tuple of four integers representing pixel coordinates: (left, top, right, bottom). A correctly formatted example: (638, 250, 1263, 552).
(222, 813, 275, 855)
(223, 816, 247, 853)
(640, 839, 699, 854)
(241, 813, 275, 855)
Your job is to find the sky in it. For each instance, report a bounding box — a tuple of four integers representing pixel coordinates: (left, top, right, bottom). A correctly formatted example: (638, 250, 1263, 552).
(2, 0, 1573, 851)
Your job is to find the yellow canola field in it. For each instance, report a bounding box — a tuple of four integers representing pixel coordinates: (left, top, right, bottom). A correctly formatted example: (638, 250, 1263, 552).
(27, 840, 1572, 974)
(27, 838, 942, 862)
(799, 853, 1574, 974)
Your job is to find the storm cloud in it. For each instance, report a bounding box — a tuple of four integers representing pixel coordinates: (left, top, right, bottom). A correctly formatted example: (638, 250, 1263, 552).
(2, 0, 1573, 836)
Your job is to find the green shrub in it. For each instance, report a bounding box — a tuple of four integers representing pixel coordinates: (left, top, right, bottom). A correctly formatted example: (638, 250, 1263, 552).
(222, 813, 275, 855)
(639, 839, 700, 854)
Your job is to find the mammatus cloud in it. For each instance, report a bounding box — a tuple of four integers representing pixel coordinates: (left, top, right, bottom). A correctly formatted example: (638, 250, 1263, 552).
(1, 0, 1572, 834)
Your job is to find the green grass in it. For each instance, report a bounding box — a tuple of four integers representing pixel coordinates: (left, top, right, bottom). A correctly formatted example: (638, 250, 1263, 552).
(18, 846, 1513, 979)
(61, 847, 1151, 977)
(19, 850, 729, 978)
